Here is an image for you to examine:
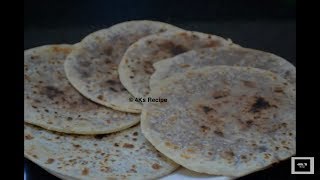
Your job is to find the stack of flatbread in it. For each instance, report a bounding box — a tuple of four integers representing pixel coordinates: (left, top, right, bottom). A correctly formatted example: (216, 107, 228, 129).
(24, 20, 296, 179)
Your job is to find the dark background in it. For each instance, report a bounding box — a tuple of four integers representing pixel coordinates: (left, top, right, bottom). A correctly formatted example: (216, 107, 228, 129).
(24, 0, 296, 179)
(24, 0, 296, 65)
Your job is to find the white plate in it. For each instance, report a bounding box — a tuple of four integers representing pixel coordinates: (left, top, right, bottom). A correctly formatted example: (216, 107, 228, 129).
(160, 167, 231, 180)
(42, 165, 232, 180)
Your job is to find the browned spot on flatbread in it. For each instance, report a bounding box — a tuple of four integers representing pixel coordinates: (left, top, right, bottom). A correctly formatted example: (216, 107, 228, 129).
(97, 95, 104, 100)
(170, 45, 188, 55)
(284, 71, 291, 79)
(214, 130, 224, 137)
(130, 168, 137, 173)
(104, 46, 113, 56)
(42, 86, 64, 99)
(179, 64, 190, 68)
(123, 143, 134, 148)
(106, 80, 118, 85)
(157, 41, 188, 56)
(246, 120, 253, 127)
(283, 146, 289, 150)
(105, 59, 111, 64)
(79, 61, 90, 67)
(258, 146, 267, 152)
(249, 97, 271, 113)
(206, 114, 225, 128)
(25, 134, 34, 140)
(109, 87, 118, 92)
(221, 150, 235, 161)
(203, 40, 220, 48)
(212, 90, 230, 99)
(180, 153, 191, 159)
(191, 34, 199, 39)
(73, 144, 81, 148)
(242, 80, 257, 88)
(200, 125, 210, 132)
(46, 158, 55, 164)
(75, 66, 91, 78)
(82, 168, 89, 175)
(274, 87, 284, 93)
(30, 55, 39, 60)
(165, 142, 178, 149)
(143, 61, 155, 74)
(152, 163, 162, 170)
(34, 99, 41, 103)
(133, 132, 138, 136)
(240, 118, 256, 130)
(264, 153, 271, 159)
(158, 28, 166, 33)
(241, 155, 247, 160)
(25, 75, 31, 81)
(200, 105, 213, 114)
(52, 46, 72, 54)
(281, 123, 287, 128)
(178, 32, 189, 37)
(186, 148, 195, 153)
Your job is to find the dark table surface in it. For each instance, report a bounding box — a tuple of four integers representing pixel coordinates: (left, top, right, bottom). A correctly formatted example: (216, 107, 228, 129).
(24, 1, 296, 180)
(24, 20, 296, 66)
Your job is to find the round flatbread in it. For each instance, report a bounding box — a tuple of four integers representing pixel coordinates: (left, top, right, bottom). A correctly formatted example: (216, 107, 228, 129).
(141, 66, 296, 177)
(64, 20, 182, 113)
(150, 46, 296, 88)
(119, 30, 235, 98)
(24, 45, 140, 134)
(24, 123, 179, 180)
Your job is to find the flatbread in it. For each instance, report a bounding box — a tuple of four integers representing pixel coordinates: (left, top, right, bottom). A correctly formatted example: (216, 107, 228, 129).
(150, 46, 296, 88)
(24, 123, 179, 179)
(118, 30, 235, 98)
(141, 66, 296, 177)
(24, 45, 140, 134)
(64, 20, 182, 113)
